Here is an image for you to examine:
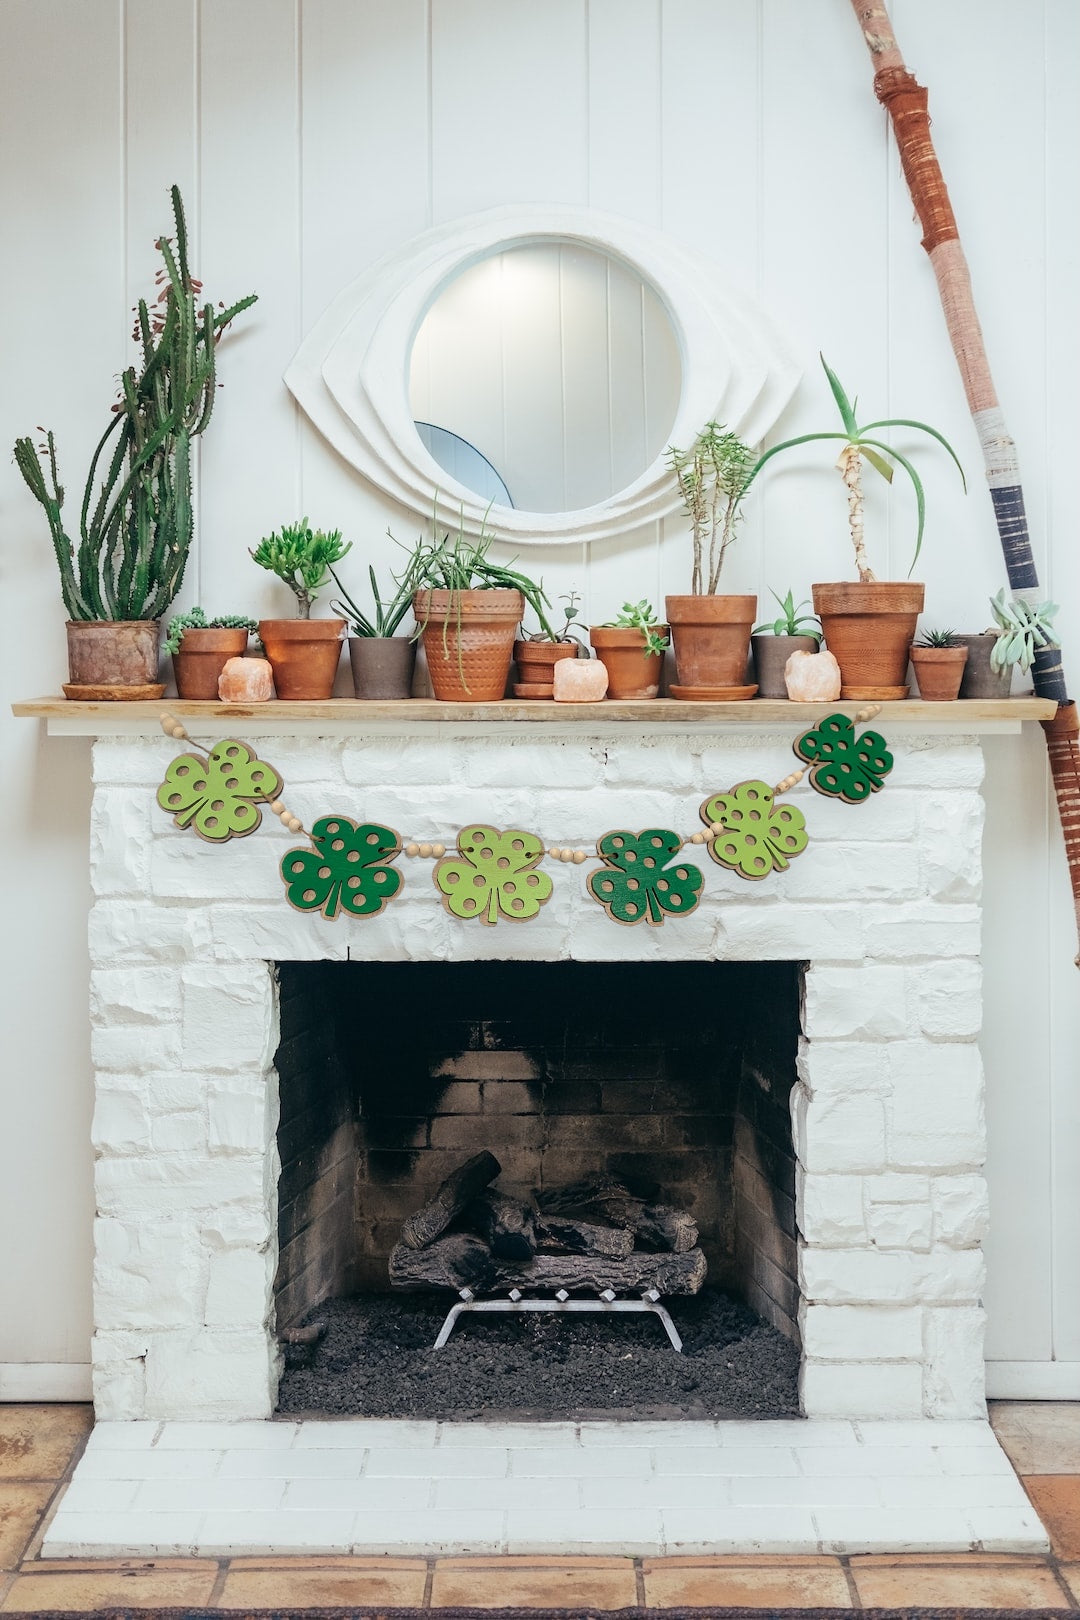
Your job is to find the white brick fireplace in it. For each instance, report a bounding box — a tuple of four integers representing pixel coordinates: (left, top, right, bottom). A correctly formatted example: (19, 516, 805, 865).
(73, 707, 1002, 1427)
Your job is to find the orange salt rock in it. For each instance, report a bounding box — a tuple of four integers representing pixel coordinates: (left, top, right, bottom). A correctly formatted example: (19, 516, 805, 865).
(785, 648, 841, 702)
(219, 656, 274, 702)
(553, 657, 609, 702)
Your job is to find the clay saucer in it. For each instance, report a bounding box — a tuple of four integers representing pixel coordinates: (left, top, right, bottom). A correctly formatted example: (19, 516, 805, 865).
(838, 684, 909, 701)
(63, 683, 166, 701)
(669, 683, 759, 702)
(512, 681, 554, 700)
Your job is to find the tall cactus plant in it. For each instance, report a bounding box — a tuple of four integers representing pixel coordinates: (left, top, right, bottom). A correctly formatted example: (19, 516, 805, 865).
(14, 185, 257, 621)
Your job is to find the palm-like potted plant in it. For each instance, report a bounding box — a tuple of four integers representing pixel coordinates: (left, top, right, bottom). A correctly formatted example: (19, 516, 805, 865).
(746, 355, 965, 699)
(330, 552, 423, 700)
(250, 520, 351, 699)
(163, 608, 259, 700)
(14, 185, 256, 699)
(750, 590, 822, 698)
(664, 423, 758, 698)
(909, 627, 969, 701)
(589, 600, 670, 700)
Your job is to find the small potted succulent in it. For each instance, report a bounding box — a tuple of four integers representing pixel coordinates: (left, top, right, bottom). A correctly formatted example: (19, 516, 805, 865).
(664, 423, 757, 698)
(330, 553, 423, 700)
(750, 590, 822, 699)
(968, 590, 1061, 699)
(250, 520, 351, 699)
(589, 600, 669, 700)
(163, 607, 259, 699)
(909, 627, 969, 701)
(513, 591, 588, 699)
(747, 355, 965, 699)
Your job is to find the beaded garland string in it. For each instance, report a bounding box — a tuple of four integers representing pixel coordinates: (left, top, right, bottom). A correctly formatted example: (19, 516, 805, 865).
(154, 705, 890, 925)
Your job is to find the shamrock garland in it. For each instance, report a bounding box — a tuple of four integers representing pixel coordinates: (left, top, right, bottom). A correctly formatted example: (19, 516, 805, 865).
(153, 705, 893, 924)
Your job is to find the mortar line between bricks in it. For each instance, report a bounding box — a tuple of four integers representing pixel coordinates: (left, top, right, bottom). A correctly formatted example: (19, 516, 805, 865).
(839, 1553, 863, 1608)
(1047, 1550, 1080, 1610)
(634, 1555, 646, 1606)
(206, 1558, 229, 1605)
(422, 1556, 435, 1608)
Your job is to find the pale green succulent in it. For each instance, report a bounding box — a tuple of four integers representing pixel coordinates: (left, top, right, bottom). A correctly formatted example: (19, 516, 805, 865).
(988, 590, 1060, 672)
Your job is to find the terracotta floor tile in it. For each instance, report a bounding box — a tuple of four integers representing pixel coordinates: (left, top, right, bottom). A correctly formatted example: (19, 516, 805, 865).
(0, 1484, 52, 1571)
(227, 1555, 426, 1570)
(851, 1561, 1068, 1609)
(1023, 1475, 1080, 1559)
(219, 1566, 428, 1609)
(1060, 1563, 1080, 1602)
(850, 1552, 1049, 1566)
(0, 1565, 217, 1611)
(0, 1406, 91, 1481)
(643, 1563, 852, 1608)
(436, 1555, 632, 1569)
(431, 1564, 638, 1609)
(641, 1554, 841, 1569)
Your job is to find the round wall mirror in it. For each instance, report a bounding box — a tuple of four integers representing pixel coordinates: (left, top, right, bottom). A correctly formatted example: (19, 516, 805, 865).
(408, 242, 681, 513)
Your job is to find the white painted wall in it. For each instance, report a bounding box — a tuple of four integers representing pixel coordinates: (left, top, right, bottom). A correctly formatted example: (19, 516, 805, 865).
(2, 0, 1077, 1392)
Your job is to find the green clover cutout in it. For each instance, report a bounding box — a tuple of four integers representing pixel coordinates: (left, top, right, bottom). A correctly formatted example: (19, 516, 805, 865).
(794, 712, 894, 803)
(156, 740, 282, 843)
(281, 815, 402, 919)
(434, 825, 553, 924)
(587, 829, 703, 926)
(700, 779, 808, 880)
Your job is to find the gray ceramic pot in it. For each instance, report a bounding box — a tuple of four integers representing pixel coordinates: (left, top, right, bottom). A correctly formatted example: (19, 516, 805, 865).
(750, 634, 819, 699)
(955, 633, 1012, 699)
(348, 636, 417, 699)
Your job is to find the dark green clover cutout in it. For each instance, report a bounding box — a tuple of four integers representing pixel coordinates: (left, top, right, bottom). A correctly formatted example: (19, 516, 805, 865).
(700, 779, 809, 880)
(156, 740, 282, 843)
(281, 816, 402, 919)
(794, 712, 894, 803)
(587, 829, 703, 926)
(434, 825, 553, 924)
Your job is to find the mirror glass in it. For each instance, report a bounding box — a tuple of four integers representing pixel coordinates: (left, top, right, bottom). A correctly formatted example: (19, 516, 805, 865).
(409, 241, 681, 513)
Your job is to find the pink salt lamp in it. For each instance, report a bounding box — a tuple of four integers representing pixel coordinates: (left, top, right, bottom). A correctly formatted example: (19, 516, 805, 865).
(785, 648, 841, 702)
(553, 657, 609, 702)
(219, 656, 274, 702)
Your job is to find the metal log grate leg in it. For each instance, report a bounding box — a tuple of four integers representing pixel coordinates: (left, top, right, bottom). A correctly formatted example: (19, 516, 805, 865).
(432, 1286, 683, 1352)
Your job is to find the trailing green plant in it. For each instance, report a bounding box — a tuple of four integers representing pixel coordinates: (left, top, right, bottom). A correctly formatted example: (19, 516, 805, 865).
(250, 520, 351, 618)
(162, 606, 258, 657)
(753, 589, 822, 642)
(330, 546, 423, 638)
(666, 422, 756, 594)
(602, 599, 670, 658)
(14, 185, 257, 622)
(914, 627, 961, 649)
(988, 590, 1060, 672)
(744, 354, 966, 581)
(409, 504, 555, 635)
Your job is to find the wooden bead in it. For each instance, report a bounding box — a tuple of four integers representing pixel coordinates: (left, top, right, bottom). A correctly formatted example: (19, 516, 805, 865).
(287, 817, 303, 833)
(709, 822, 725, 836)
(548, 847, 562, 860)
(689, 830, 707, 844)
(277, 806, 292, 820)
(269, 799, 285, 815)
(419, 842, 433, 858)
(432, 843, 446, 858)
(572, 849, 587, 865)
(405, 843, 420, 858)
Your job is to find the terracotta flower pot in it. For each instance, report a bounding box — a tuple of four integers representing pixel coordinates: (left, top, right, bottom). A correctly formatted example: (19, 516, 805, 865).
(589, 625, 667, 700)
(910, 644, 969, 701)
(348, 636, 417, 700)
(258, 618, 346, 700)
(413, 589, 524, 701)
(512, 637, 578, 700)
(812, 581, 925, 699)
(64, 619, 163, 700)
(751, 634, 820, 699)
(956, 632, 1012, 699)
(665, 595, 757, 693)
(172, 627, 250, 700)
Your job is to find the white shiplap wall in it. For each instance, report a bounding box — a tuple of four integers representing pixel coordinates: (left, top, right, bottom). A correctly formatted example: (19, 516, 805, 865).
(1, 0, 1077, 1392)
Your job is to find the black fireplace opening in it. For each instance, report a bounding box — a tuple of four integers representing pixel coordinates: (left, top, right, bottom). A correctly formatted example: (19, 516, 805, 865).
(273, 959, 802, 1420)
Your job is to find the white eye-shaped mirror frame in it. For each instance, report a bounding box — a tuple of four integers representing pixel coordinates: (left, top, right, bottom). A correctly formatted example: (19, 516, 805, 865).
(285, 205, 801, 547)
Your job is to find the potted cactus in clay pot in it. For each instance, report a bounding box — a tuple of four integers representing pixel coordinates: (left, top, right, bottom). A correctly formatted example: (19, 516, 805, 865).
(664, 423, 758, 699)
(589, 600, 670, 700)
(750, 590, 823, 699)
(746, 355, 966, 700)
(909, 627, 969, 701)
(251, 520, 351, 699)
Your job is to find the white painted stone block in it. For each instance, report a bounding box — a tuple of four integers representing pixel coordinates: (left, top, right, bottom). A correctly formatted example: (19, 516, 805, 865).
(181, 963, 275, 1072)
(923, 1307, 987, 1418)
(859, 903, 981, 961)
(775, 843, 920, 903)
(797, 1171, 867, 1246)
(90, 788, 153, 895)
(886, 1043, 985, 1169)
(342, 739, 466, 787)
(914, 959, 983, 1040)
(95, 1154, 270, 1217)
(920, 793, 983, 902)
(932, 1176, 990, 1247)
(93, 739, 173, 786)
(800, 1245, 985, 1305)
(150, 1112, 206, 1154)
(91, 1022, 181, 1074)
(602, 739, 698, 792)
(793, 1088, 886, 1173)
(800, 1359, 924, 1418)
(268, 741, 344, 784)
(798, 790, 919, 843)
(92, 1089, 151, 1154)
(867, 1201, 932, 1252)
(804, 965, 910, 1040)
(89, 900, 211, 965)
(91, 1329, 150, 1421)
(466, 739, 605, 789)
(797, 1042, 889, 1098)
(204, 1246, 275, 1327)
(698, 741, 796, 792)
(715, 904, 864, 963)
(899, 743, 985, 790)
(864, 1174, 931, 1204)
(143, 1329, 277, 1420)
(208, 1080, 274, 1156)
(801, 1303, 923, 1360)
(90, 967, 180, 1026)
(209, 904, 351, 963)
(150, 836, 284, 902)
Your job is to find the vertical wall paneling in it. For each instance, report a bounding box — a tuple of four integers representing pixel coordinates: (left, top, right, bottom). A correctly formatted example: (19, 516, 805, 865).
(587, 0, 662, 225)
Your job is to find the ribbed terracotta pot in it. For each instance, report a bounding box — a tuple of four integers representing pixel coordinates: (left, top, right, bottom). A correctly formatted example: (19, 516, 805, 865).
(751, 634, 820, 699)
(812, 581, 925, 699)
(172, 627, 250, 700)
(665, 595, 756, 692)
(589, 625, 667, 700)
(348, 636, 416, 700)
(413, 589, 523, 701)
(512, 638, 578, 700)
(258, 618, 346, 700)
(956, 632, 1012, 699)
(910, 645, 969, 701)
(64, 619, 163, 699)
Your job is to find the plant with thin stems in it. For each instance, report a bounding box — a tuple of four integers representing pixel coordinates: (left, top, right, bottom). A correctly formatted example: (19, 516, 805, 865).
(666, 423, 756, 595)
(745, 355, 966, 582)
(330, 543, 424, 638)
(753, 589, 822, 642)
(250, 519, 351, 618)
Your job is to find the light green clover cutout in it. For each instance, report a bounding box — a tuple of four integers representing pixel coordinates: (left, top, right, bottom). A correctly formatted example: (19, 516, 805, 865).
(157, 740, 282, 842)
(281, 816, 402, 919)
(587, 829, 703, 925)
(434, 825, 553, 924)
(700, 779, 808, 880)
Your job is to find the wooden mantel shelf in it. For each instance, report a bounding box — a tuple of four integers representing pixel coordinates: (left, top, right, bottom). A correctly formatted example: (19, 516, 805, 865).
(12, 695, 1056, 738)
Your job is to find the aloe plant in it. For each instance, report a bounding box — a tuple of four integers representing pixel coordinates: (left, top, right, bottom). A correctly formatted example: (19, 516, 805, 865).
(753, 589, 822, 642)
(746, 354, 966, 582)
(14, 186, 256, 621)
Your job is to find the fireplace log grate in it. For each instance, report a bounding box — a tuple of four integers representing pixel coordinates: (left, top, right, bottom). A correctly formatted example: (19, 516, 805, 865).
(432, 1285, 684, 1351)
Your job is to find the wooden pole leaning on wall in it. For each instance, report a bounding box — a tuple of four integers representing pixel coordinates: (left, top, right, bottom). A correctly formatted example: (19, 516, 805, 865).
(848, 0, 1080, 962)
